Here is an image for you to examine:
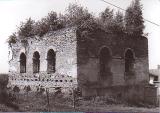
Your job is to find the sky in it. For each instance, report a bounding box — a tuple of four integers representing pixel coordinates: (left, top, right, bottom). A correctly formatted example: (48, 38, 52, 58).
(0, 0, 160, 73)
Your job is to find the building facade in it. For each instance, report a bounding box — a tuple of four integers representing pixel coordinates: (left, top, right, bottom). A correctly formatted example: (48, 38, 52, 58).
(9, 26, 151, 102)
(8, 27, 77, 89)
(149, 65, 160, 95)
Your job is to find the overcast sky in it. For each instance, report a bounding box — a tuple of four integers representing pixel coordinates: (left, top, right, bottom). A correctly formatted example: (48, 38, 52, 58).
(0, 0, 160, 73)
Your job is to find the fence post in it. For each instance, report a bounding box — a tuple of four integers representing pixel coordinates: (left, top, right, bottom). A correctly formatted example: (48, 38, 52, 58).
(46, 88, 50, 112)
(72, 87, 76, 110)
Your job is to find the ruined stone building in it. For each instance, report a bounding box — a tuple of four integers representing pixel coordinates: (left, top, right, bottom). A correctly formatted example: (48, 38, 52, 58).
(8, 26, 152, 102)
(8, 27, 78, 90)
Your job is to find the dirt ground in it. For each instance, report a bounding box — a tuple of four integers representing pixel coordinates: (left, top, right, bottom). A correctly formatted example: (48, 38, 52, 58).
(0, 91, 159, 112)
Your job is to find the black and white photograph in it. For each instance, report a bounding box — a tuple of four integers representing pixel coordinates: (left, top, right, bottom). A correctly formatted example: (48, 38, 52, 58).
(0, 0, 159, 112)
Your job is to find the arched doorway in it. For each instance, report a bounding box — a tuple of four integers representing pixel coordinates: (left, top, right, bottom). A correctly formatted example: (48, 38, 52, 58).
(20, 53, 26, 73)
(33, 51, 40, 73)
(99, 47, 112, 77)
(47, 49, 56, 73)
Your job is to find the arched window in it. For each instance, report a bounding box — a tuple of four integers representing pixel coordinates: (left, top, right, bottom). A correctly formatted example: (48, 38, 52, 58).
(33, 51, 40, 73)
(125, 49, 135, 73)
(20, 53, 26, 73)
(99, 47, 112, 77)
(47, 49, 56, 73)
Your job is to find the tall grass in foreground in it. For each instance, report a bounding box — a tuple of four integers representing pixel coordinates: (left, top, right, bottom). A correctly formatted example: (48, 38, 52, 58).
(0, 73, 19, 111)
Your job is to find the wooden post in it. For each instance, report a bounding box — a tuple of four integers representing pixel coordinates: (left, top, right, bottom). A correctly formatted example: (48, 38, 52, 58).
(46, 88, 50, 112)
(72, 87, 76, 110)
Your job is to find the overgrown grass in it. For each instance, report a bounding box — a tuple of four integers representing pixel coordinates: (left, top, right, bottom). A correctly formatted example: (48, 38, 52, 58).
(0, 74, 158, 112)
(1, 91, 157, 112)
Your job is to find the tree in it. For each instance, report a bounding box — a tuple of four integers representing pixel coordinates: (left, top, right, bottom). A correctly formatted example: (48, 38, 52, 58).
(46, 11, 63, 31)
(18, 18, 35, 39)
(34, 11, 64, 37)
(100, 7, 114, 23)
(7, 33, 17, 46)
(8, 4, 94, 40)
(125, 0, 144, 36)
(112, 11, 125, 34)
(99, 7, 114, 32)
(78, 17, 100, 38)
(34, 18, 50, 37)
(58, 13, 67, 28)
(65, 3, 92, 26)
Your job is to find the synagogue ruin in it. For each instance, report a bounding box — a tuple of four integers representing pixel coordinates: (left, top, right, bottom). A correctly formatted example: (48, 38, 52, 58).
(8, 0, 160, 104)
(8, 25, 157, 104)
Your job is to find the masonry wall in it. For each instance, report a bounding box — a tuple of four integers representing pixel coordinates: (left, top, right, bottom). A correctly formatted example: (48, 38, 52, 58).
(8, 26, 150, 103)
(8, 27, 77, 88)
(77, 29, 149, 96)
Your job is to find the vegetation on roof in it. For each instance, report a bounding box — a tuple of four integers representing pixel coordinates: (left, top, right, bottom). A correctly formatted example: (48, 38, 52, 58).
(7, 0, 145, 45)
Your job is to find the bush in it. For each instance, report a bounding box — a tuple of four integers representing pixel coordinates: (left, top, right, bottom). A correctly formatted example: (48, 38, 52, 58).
(0, 74, 8, 89)
(39, 87, 45, 94)
(0, 74, 19, 110)
(24, 85, 31, 94)
(55, 87, 62, 96)
(0, 74, 10, 103)
(13, 86, 20, 93)
(7, 33, 17, 46)
(36, 86, 45, 95)
(8, 1, 145, 45)
(17, 18, 35, 38)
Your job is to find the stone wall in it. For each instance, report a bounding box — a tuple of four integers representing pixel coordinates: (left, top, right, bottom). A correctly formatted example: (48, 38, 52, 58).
(77, 29, 149, 96)
(8, 27, 77, 89)
(144, 85, 159, 105)
(8, 26, 151, 103)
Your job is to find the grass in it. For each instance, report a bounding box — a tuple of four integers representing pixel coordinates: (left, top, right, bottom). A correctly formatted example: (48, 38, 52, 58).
(0, 74, 159, 112)
(0, 91, 159, 112)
